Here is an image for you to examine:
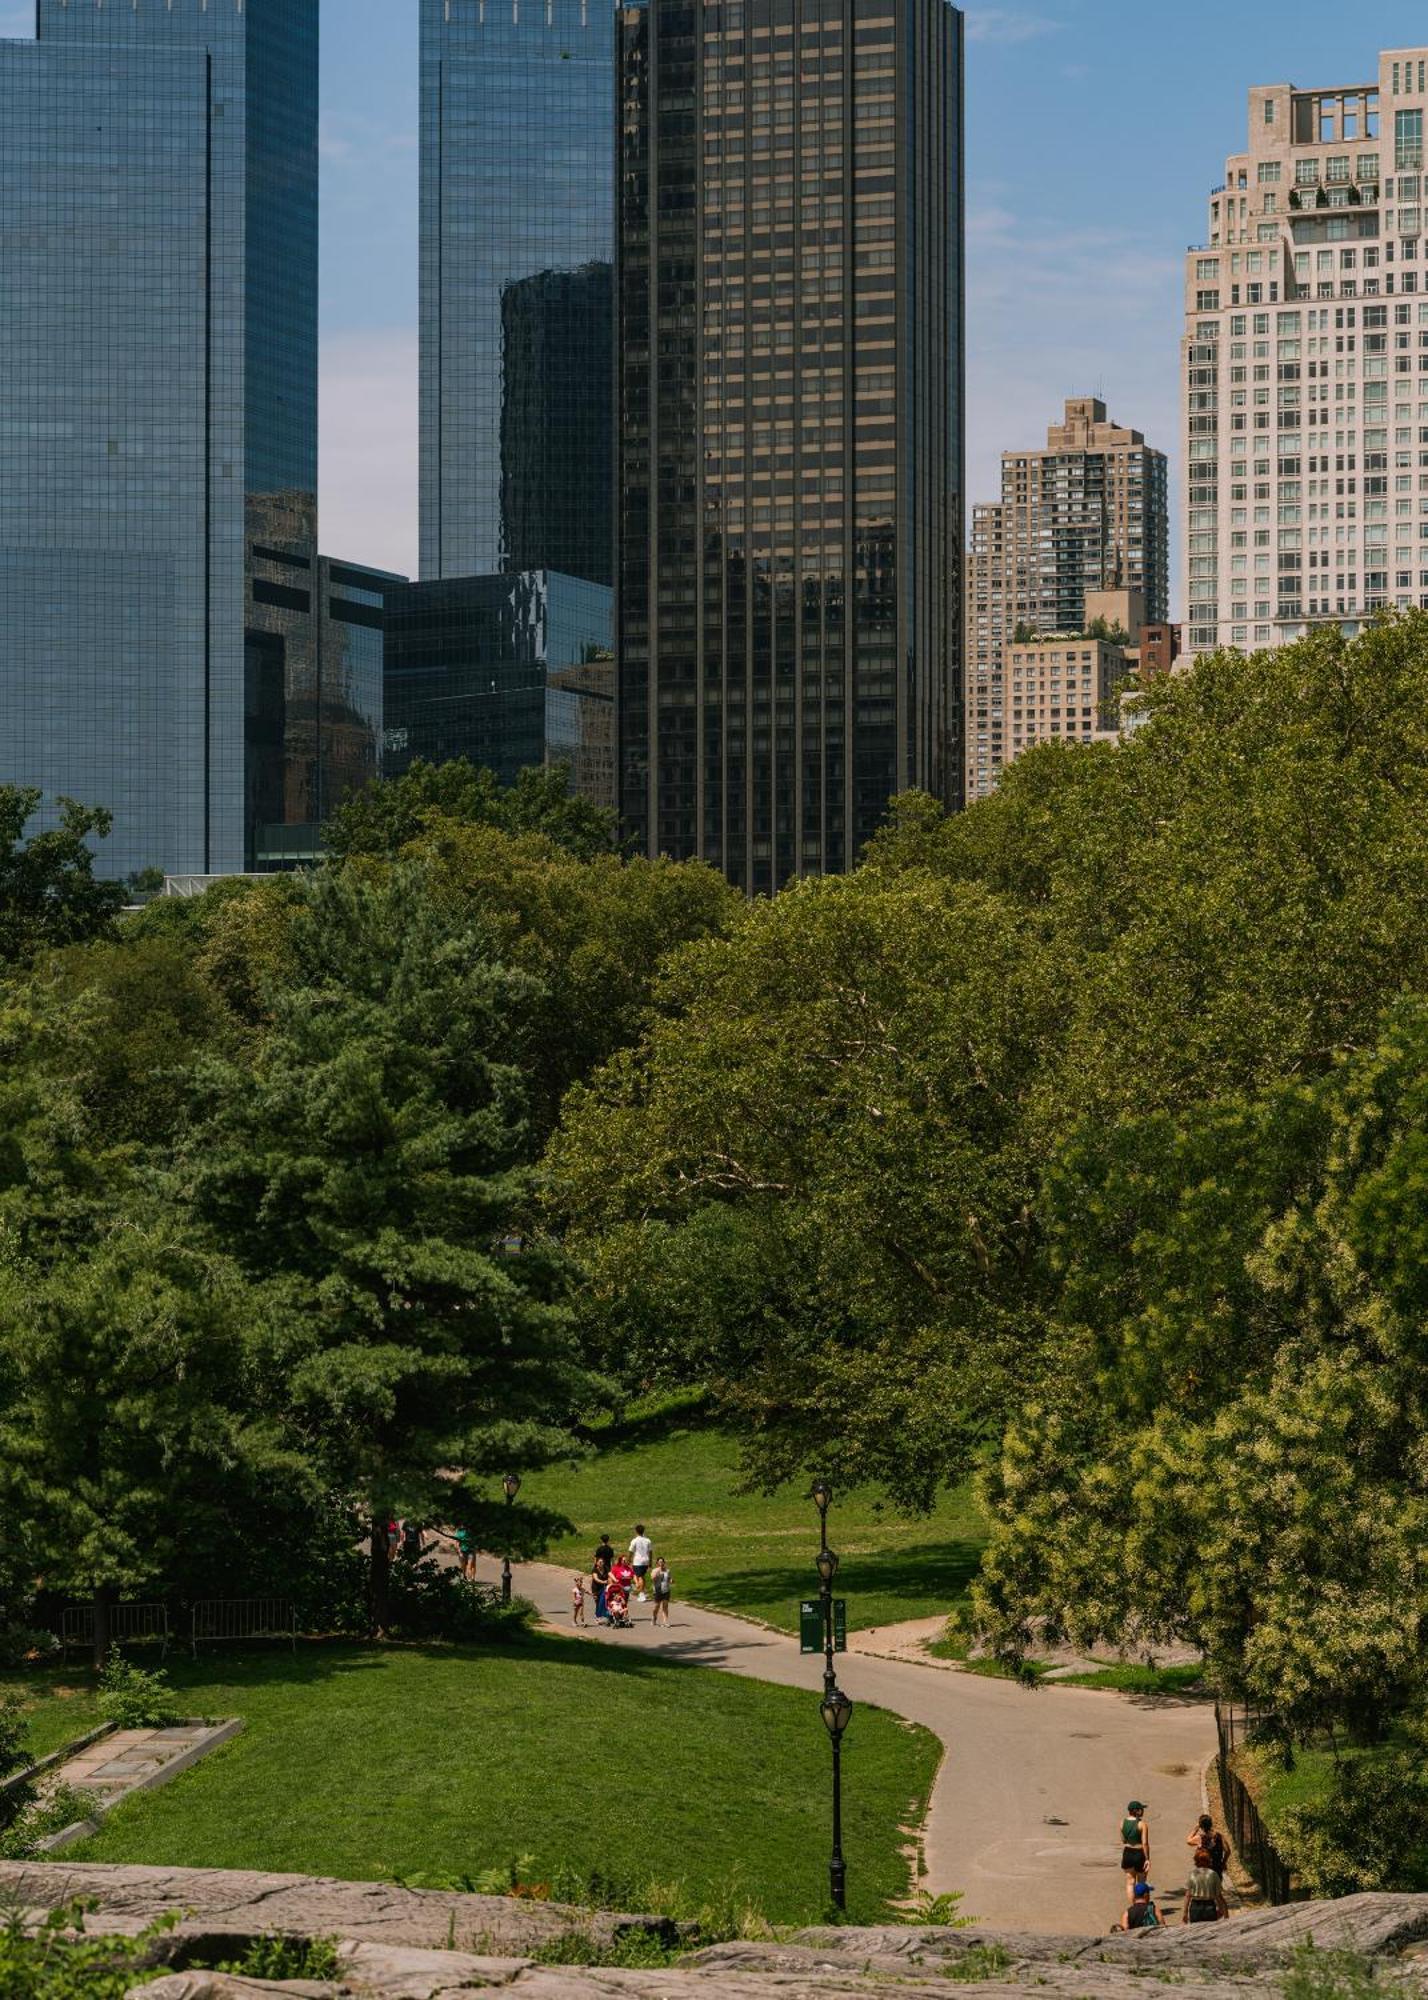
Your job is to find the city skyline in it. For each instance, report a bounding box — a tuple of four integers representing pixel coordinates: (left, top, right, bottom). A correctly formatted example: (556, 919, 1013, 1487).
(5, 1, 1424, 602)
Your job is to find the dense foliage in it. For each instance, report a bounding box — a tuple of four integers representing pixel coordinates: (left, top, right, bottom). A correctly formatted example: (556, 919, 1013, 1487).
(0, 770, 732, 1649)
(550, 615, 1428, 1753)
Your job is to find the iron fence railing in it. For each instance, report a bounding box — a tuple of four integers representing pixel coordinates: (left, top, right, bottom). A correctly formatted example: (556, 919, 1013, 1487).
(1215, 1702, 1298, 1906)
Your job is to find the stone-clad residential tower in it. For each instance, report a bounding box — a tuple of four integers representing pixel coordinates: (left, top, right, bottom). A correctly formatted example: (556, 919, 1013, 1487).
(0, 0, 321, 878)
(616, 0, 965, 893)
(965, 398, 1168, 801)
(1183, 48, 1428, 658)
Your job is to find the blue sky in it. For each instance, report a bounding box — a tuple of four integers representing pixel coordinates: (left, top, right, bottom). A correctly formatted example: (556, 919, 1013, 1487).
(6, 2, 1428, 596)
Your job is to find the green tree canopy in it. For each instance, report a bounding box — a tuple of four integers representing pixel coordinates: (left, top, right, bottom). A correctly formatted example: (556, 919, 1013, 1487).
(324, 759, 617, 865)
(0, 1222, 276, 1663)
(0, 788, 124, 968)
(183, 861, 600, 1626)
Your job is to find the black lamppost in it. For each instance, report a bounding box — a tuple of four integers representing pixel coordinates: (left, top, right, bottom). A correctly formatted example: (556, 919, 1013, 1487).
(502, 1472, 521, 1604)
(810, 1477, 852, 1911)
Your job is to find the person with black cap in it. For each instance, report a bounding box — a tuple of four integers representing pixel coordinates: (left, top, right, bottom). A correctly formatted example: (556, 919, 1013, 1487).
(1120, 1800, 1150, 1898)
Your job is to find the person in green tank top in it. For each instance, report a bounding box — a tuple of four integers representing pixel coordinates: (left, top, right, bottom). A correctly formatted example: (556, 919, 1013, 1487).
(1120, 1800, 1149, 1897)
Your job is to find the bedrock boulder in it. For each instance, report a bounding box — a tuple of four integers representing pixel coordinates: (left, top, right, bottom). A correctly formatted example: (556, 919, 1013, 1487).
(3, 1865, 1427, 1998)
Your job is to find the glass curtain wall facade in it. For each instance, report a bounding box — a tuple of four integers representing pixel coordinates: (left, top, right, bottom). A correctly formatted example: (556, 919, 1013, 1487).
(420, 0, 616, 589)
(384, 572, 615, 804)
(617, 0, 965, 893)
(0, 0, 317, 879)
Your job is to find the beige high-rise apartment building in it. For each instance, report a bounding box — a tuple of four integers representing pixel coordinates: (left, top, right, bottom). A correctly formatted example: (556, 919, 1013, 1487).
(966, 398, 1168, 801)
(1183, 49, 1428, 658)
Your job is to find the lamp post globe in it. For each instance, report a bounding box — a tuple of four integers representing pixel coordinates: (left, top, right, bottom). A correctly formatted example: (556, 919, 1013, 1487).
(815, 1546, 839, 1587)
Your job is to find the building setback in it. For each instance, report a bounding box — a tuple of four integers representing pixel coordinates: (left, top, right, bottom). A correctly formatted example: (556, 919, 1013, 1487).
(1183, 48, 1428, 658)
(384, 572, 615, 809)
(965, 398, 1168, 803)
(616, 0, 965, 893)
(420, 0, 615, 588)
(0, 0, 325, 880)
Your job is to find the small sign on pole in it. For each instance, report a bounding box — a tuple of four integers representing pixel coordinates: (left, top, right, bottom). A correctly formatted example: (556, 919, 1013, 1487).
(799, 1600, 849, 1654)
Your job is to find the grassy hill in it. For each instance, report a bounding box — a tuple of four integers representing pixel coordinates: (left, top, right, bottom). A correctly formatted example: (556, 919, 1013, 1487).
(535, 1396, 985, 1636)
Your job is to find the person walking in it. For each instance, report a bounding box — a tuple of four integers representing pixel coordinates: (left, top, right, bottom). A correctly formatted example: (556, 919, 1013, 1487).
(629, 1525, 654, 1602)
(591, 1555, 611, 1624)
(594, 1533, 616, 1576)
(571, 1574, 588, 1627)
(1185, 1813, 1230, 1879)
(1120, 1801, 1150, 1899)
(1182, 1847, 1229, 1924)
(650, 1556, 672, 1626)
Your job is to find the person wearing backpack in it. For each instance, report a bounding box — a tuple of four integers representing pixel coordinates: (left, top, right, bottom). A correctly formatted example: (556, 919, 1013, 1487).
(1115, 1880, 1161, 1932)
(1120, 1801, 1150, 1898)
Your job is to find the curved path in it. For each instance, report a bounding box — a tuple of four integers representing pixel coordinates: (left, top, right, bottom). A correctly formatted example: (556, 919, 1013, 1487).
(488, 1557, 1216, 1937)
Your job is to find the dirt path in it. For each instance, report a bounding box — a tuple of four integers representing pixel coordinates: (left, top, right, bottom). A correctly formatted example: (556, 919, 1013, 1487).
(489, 1557, 1215, 1937)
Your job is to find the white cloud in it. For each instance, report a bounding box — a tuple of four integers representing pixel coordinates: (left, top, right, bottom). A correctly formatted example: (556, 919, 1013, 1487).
(319, 328, 418, 578)
(964, 9, 1059, 44)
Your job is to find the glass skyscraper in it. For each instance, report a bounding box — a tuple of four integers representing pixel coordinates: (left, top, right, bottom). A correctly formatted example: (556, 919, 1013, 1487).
(0, 0, 319, 880)
(617, 0, 965, 892)
(420, 0, 616, 588)
(384, 571, 615, 805)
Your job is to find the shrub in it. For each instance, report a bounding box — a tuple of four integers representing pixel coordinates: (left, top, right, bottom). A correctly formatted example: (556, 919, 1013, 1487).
(0, 1784, 99, 1861)
(0, 1627, 60, 1671)
(1276, 1752, 1428, 1895)
(0, 1896, 177, 1998)
(218, 1934, 342, 1980)
(383, 1556, 534, 1644)
(0, 1694, 36, 1835)
(532, 1929, 677, 1968)
(1281, 1942, 1393, 1998)
(97, 1654, 182, 1732)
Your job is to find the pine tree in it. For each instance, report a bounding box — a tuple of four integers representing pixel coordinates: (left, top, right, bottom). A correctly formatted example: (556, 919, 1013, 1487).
(185, 863, 594, 1629)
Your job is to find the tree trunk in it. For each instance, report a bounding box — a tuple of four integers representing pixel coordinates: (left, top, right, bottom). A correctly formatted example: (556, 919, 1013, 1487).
(92, 1583, 116, 1672)
(369, 1519, 391, 1638)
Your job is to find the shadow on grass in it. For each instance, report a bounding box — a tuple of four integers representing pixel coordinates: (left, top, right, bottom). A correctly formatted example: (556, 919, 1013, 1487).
(571, 1387, 716, 1454)
(687, 1540, 985, 1614)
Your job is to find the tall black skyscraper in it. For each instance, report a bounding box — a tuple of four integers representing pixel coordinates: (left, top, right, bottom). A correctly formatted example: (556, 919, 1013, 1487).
(420, 0, 615, 589)
(0, 0, 324, 878)
(617, 0, 965, 892)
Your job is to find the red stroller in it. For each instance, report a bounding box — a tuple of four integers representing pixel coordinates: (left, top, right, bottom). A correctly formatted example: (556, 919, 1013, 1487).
(605, 1583, 632, 1629)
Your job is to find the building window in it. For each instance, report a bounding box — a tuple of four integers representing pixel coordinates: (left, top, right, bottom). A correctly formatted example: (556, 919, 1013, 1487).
(1258, 160, 1281, 183)
(1397, 109, 1424, 173)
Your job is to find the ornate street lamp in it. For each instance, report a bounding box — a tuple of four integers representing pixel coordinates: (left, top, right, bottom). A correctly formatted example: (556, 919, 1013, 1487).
(820, 1685, 854, 1912)
(502, 1473, 521, 1605)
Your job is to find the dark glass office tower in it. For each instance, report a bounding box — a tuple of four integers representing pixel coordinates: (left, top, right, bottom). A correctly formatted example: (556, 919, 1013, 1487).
(385, 572, 615, 805)
(420, 0, 615, 588)
(0, 0, 317, 879)
(617, 0, 965, 892)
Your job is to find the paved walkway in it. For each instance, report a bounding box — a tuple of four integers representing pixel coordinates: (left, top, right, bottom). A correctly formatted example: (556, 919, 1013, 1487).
(54, 1727, 218, 1809)
(491, 1558, 1217, 1937)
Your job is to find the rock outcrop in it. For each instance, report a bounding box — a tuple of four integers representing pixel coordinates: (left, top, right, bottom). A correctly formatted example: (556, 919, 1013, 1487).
(4, 1864, 1427, 1998)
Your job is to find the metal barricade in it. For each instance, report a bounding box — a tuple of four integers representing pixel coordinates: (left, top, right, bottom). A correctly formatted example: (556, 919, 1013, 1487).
(190, 1598, 297, 1658)
(60, 1602, 169, 1662)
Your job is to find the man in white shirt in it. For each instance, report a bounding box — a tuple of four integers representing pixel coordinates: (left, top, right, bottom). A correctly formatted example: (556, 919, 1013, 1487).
(629, 1525, 654, 1601)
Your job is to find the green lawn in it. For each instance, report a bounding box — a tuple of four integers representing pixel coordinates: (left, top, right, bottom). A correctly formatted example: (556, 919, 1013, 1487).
(536, 1404, 985, 1636)
(0, 1664, 105, 1762)
(47, 1639, 939, 1926)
